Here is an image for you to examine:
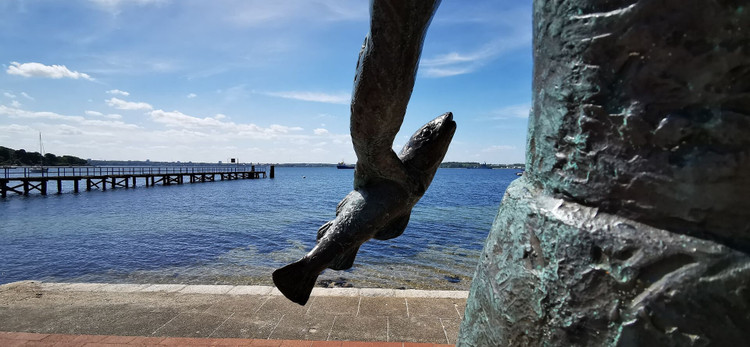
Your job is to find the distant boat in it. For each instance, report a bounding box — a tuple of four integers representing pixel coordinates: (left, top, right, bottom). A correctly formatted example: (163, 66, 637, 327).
(30, 132, 48, 173)
(516, 171, 524, 176)
(336, 161, 355, 169)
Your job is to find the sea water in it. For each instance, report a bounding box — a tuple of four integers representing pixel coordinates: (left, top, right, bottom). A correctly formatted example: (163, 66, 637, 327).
(0, 167, 517, 290)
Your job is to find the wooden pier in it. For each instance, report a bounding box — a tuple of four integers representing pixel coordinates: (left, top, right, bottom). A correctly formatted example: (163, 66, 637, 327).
(1, 165, 270, 198)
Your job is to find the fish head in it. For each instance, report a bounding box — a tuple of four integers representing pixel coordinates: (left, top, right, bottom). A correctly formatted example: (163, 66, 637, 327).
(399, 112, 456, 173)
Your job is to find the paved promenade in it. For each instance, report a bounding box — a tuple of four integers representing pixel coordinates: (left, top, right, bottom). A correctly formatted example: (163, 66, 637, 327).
(0, 281, 466, 346)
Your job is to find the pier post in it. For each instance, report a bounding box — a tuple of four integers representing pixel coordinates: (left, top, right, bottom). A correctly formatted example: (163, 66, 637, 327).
(270, 165, 275, 179)
(111, 177, 115, 189)
(86, 179, 91, 191)
(74, 180, 79, 193)
(102, 178, 106, 191)
(132, 176, 136, 187)
(40, 180, 47, 195)
(1, 179, 7, 198)
(57, 179, 62, 194)
(23, 181, 29, 195)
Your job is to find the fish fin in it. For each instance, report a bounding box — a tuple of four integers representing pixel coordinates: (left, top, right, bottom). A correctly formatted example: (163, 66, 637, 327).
(316, 220, 333, 241)
(374, 213, 411, 240)
(328, 245, 360, 270)
(272, 259, 318, 305)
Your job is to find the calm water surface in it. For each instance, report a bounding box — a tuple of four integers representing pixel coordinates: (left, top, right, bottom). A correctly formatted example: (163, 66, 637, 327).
(0, 167, 518, 290)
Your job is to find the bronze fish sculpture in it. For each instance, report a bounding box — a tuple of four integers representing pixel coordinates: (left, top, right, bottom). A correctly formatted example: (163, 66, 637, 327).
(273, 113, 455, 305)
(272, 0, 447, 305)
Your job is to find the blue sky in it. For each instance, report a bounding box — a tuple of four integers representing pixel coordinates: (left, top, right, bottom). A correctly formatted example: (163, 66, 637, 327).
(0, 0, 532, 164)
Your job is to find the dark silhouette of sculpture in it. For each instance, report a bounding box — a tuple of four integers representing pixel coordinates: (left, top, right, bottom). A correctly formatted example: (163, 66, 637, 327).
(459, 0, 750, 345)
(273, 0, 454, 306)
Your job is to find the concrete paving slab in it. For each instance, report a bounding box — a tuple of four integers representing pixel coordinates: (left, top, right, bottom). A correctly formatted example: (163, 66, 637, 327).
(305, 296, 360, 317)
(208, 312, 283, 339)
(227, 285, 273, 296)
(97, 284, 151, 292)
(151, 311, 226, 337)
(405, 298, 463, 319)
(311, 288, 359, 297)
(138, 284, 187, 293)
(59, 283, 106, 291)
(357, 297, 407, 318)
(0, 281, 466, 344)
(359, 288, 395, 297)
(440, 318, 461, 345)
(178, 285, 234, 294)
(393, 290, 468, 299)
(255, 296, 313, 317)
(388, 316, 448, 344)
(328, 315, 387, 342)
(203, 295, 268, 315)
(268, 313, 336, 341)
(36, 282, 73, 291)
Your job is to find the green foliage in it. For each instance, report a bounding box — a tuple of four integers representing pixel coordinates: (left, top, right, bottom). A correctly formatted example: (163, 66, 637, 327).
(0, 146, 87, 166)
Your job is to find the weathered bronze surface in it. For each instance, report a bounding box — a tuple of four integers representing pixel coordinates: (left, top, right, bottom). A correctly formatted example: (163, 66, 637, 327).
(273, 0, 453, 306)
(459, 0, 750, 345)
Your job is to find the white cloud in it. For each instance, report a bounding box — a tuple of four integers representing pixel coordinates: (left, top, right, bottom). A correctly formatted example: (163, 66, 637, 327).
(107, 89, 130, 96)
(4, 92, 16, 98)
(313, 128, 329, 135)
(149, 109, 303, 138)
(106, 97, 153, 110)
(420, 34, 531, 78)
(0, 105, 137, 130)
(187, 93, 197, 98)
(214, 113, 226, 119)
(21, 92, 34, 100)
(262, 91, 350, 105)
(10, 100, 22, 108)
(86, 110, 122, 119)
(0, 124, 34, 134)
(489, 104, 531, 119)
(6, 62, 94, 81)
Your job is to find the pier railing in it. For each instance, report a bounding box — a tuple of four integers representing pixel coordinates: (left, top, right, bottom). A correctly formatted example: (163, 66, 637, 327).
(1, 165, 271, 197)
(2, 165, 263, 179)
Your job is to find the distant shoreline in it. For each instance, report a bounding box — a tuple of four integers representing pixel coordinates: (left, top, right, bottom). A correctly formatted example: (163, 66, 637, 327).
(85, 160, 524, 169)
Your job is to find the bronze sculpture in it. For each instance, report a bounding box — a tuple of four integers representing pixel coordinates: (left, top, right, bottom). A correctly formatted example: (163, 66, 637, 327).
(273, 0, 451, 305)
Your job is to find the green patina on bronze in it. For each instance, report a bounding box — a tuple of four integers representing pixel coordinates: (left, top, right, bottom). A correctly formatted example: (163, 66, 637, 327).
(459, 0, 750, 345)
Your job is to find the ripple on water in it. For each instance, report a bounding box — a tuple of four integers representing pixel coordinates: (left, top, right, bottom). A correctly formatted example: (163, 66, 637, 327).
(0, 167, 518, 289)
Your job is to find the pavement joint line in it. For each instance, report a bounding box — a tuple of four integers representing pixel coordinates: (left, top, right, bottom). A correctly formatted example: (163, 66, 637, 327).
(268, 314, 285, 339)
(209, 311, 235, 338)
(326, 315, 338, 341)
(439, 318, 450, 344)
(304, 297, 316, 315)
(405, 298, 410, 317)
(355, 296, 362, 317)
(454, 303, 463, 319)
(253, 296, 273, 315)
(386, 316, 390, 342)
(150, 311, 179, 336)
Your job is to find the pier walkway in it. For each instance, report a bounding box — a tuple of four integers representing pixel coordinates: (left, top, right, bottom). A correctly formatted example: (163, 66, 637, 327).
(0, 281, 463, 346)
(0, 165, 270, 198)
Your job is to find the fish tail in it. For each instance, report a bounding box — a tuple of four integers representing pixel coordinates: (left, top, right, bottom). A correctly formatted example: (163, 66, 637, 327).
(272, 259, 319, 305)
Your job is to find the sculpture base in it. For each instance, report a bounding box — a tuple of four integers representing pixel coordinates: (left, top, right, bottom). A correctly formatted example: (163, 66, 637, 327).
(458, 178, 750, 346)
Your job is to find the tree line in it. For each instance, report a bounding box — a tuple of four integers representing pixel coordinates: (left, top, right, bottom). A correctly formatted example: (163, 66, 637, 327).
(0, 146, 88, 166)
